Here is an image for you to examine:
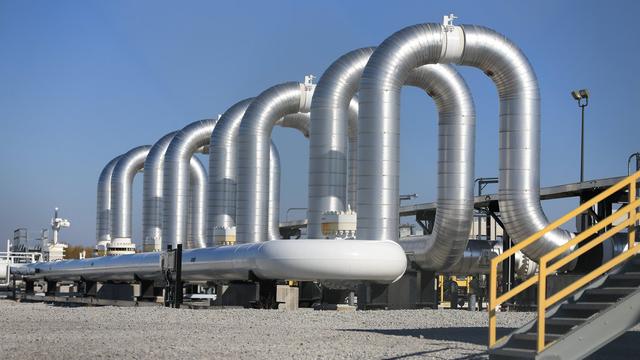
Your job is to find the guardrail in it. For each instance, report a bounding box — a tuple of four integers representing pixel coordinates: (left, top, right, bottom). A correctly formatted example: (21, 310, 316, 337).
(488, 170, 640, 352)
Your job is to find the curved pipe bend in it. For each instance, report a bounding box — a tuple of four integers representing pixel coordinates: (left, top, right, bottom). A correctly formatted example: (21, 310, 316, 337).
(163, 119, 217, 249)
(96, 155, 122, 248)
(395, 64, 476, 270)
(236, 81, 314, 243)
(308, 47, 376, 238)
(110, 145, 151, 244)
(144, 132, 209, 252)
(358, 23, 572, 262)
(143, 132, 177, 251)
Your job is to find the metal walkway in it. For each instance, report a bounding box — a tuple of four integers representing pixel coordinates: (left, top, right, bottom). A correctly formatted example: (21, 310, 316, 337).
(490, 257, 640, 359)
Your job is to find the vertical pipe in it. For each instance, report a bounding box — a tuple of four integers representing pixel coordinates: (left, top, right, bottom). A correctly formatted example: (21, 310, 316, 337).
(163, 119, 217, 249)
(236, 81, 314, 243)
(110, 145, 151, 243)
(307, 48, 375, 238)
(208, 99, 253, 233)
(96, 155, 122, 248)
(346, 98, 359, 211)
(268, 141, 281, 240)
(358, 21, 571, 260)
(143, 132, 176, 252)
(188, 156, 208, 248)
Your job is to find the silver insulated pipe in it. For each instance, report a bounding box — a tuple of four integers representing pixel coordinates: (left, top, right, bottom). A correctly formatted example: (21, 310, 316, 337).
(208, 96, 309, 240)
(308, 47, 475, 268)
(307, 48, 375, 238)
(96, 155, 122, 248)
(269, 113, 310, 240)
(357, 19, 571, 261)
(267, 141, 281, 240)
(110, 145, 151, 244)
(369, 64, 476, 271)
(143, 132, 210, 252)
(236, 80, 315, 243)
(163, 119, 217, 249)
(209, 98, 253, 231)
(346, 98, 359, 211)
(187, 156, 207, 249)
(142, 132, 176, 252)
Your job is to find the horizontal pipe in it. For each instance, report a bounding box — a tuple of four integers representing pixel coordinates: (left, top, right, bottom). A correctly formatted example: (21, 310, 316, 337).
(14, 240, 407, 283)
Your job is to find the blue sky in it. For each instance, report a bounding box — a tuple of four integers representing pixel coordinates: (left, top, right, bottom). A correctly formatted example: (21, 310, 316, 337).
(1, 1, 639, 247)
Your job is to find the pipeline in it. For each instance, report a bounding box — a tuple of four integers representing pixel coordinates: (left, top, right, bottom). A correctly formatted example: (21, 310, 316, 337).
(14, 239, 407, 284)
(110, 145, 151, 246)
(163, 119, 217, 249)
(187, 156, 207, 249)
(395, 64, 476, 270)
(209, 99, 254, 231)
(357, 19, 572, 262)
(208, 96, 310, 241)
(267, 141, 281, 240)
(236, 80, 315, 243)
(308, 48, 375, 238)
(96, 155, 121, 250)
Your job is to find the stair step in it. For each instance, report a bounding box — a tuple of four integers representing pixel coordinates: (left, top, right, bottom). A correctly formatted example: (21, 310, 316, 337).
(545, 317, 585, 327)
(513, 332, 563, 342)
(609, 272, 640, 280)
(586, 287, 636, 296)
(490, 347, 537, 359)
(562, 302, 613, 311)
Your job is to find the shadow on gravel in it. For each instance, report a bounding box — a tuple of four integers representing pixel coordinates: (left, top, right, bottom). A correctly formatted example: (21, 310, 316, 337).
(340, 326, 516, 346)
(342, 327, 640, 359)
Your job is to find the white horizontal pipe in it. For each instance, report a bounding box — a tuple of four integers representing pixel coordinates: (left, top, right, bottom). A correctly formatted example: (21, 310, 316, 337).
(13, 240, 407, 284)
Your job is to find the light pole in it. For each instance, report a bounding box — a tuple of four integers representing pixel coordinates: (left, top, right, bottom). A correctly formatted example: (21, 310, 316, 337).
(571, 89, 589, 182)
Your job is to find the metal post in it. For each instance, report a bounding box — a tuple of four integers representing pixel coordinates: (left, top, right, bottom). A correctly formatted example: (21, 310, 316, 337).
(11, 276, 16, 300)
(502, 234, 512, 294)
(173, 243, 182, 308)
(580, 104, 585, 183)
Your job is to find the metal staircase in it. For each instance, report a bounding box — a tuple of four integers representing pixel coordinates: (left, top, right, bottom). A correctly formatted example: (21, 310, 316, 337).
(488, 171, 640, 359)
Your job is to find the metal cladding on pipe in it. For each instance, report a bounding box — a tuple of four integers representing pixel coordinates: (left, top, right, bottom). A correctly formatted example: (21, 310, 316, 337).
(14, 239, 407, 284)
(308, 48, 375, 238)
(208, 98, 253, 231)
(268, 114, 309, 240)
(96, 155, 121, 247)
(357, 21, 571, 261)
(208, 96, 310, 238)
(142, 132, 176, 252)
(143, 132, 209, 251)
(444, 240, 497, 274)
(236, 81, 315, 243)
(460, 25, 572, 260)
(110, 145, 151, 243)
(268, 141, 281, 240)
(276, 112, 311, 137)
(346, 97, 359, 211)
(188, 156, 207, 249)
(163, 119, 217, 249)
(396, 64, 476, 270)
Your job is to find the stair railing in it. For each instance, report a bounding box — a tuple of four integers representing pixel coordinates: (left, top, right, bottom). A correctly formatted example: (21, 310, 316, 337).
(489, 170, 640, 352)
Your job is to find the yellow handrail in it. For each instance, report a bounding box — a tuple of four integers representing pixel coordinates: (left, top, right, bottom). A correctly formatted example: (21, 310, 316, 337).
(489, 170, 640, 350)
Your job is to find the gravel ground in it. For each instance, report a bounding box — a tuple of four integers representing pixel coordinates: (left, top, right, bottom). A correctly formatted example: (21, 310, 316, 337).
(0, 300, 637, 359)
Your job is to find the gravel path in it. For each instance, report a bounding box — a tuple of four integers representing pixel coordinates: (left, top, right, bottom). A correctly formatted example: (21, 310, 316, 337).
(0, 300, 636, 359)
